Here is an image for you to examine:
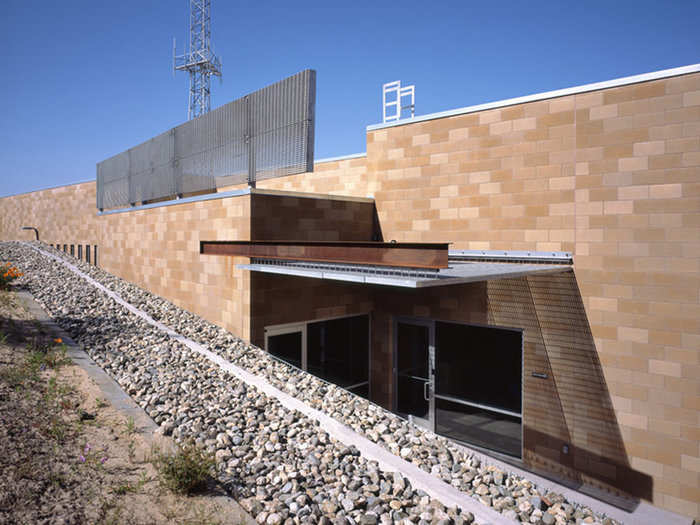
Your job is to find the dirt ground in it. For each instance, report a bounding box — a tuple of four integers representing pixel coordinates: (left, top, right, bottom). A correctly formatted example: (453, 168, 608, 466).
(0, 286, 253, 525)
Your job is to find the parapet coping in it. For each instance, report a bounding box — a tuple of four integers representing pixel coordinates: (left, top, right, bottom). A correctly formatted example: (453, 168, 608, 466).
(367, 63, 700, 131)
(96, 187, 374, 216)
(250, 187, 374, 203)
(0, 178, 95, 200)
(315, 151, 366, 163)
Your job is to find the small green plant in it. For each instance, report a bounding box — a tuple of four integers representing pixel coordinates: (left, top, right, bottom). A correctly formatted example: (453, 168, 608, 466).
(127, 439, 136, 462)
(112, 482, 137, 495)
(0, 331, 7, 344)
(0, 364, 30, 389)
(112, 470, 151, 495)
(150, 441, 215, 495)
(48, 413, 70, 443)
(27, 339, 70, 374)
(96, 397, 109, 409)
(124, 415, 136, 435)
(182, 503, 223, 525)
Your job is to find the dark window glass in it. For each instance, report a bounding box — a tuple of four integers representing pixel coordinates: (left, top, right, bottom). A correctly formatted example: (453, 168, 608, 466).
(267, 331, 302, 369)
(70, 245, 74, 256)
(435, 397, 522, 457)
(93, 245, 98, 266)
(435, 322, 522, 413)
(63, 244, 67, 252)
(307, 315, 369, 398)
(78, 245, 82, 260)
(396, 322, 429, 418)
(85, 245, 91, 263)
(348, 383, 369, 399)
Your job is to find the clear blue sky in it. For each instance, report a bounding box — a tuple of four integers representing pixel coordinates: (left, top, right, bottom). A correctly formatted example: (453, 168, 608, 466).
(1, 0, 699, 197)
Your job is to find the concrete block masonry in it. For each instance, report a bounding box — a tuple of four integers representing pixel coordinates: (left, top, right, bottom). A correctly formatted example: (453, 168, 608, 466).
(11, 241, 690, 525)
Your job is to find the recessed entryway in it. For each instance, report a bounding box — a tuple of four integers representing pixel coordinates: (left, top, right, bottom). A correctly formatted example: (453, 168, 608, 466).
(394, 317, 523, 458)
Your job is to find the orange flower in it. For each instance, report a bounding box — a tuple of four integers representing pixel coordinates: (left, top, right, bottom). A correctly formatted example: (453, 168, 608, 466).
(54, 338, 63, 344)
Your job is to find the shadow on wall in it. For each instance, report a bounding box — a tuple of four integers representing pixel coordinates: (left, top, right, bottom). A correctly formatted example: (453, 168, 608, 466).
(487, 272, 653, 507)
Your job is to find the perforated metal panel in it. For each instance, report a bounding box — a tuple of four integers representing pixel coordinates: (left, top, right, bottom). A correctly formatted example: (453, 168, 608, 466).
(96, 70, 316, 210)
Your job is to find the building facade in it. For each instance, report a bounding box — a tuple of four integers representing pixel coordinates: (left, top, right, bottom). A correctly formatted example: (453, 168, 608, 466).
(1, 64, 699, 518)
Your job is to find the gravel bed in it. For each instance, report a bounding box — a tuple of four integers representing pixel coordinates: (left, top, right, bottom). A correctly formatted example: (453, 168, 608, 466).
(4, 242, 620, 525)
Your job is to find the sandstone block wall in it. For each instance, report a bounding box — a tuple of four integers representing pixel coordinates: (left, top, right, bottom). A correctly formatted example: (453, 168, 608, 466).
(259, 72, 700, 517)
(1, 68, 698, 517)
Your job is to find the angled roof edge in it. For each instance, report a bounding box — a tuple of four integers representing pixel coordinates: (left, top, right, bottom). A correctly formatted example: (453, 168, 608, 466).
(367, 63, 700, 132)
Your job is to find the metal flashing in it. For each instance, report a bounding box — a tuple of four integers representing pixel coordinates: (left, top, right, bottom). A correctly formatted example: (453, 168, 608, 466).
(0, 179, 94, 200)
(250, 187, 374, 203)
(315, 152, 366, 164)
(367, 63, 700, 131)
(449, 249, 573, 264)
(237, 259, 571, 288)
(97, 188, 251, 216)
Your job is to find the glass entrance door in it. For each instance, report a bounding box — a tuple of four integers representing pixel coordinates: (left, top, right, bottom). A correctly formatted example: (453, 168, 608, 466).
(434, 321, 523, 458)
(394, 317, 523, 458)
(395, 319, 434, 430)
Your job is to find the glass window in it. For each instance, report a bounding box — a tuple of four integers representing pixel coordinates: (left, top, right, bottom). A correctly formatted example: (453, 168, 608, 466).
(307, 315, 369, 397)
(434, 321, 522, 457)
(435, 322, 521, 414)
(267, 331, 303, 369)
(435, 397, 522, 457)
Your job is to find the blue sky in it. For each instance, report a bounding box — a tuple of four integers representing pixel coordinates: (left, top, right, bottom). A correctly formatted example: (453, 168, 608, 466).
(1, 0, 699, 197)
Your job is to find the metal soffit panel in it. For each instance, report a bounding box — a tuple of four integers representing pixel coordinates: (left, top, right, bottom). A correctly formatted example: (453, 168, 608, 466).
(235, 260, 572, 288)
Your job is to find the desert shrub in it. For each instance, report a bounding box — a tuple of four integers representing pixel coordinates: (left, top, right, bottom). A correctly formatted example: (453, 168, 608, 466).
(151, 441, 215, 494)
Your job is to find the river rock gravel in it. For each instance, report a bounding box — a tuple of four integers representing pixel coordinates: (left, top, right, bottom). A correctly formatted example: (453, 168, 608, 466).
(1, 241, 621, 525)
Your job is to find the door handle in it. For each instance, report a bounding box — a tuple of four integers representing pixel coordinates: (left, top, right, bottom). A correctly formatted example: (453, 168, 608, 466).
(424, 381, 431, 401)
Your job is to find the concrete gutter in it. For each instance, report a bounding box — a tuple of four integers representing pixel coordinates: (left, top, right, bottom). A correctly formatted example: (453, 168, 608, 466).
(15, 289, 158, 434)
(14, 287, 255, 523)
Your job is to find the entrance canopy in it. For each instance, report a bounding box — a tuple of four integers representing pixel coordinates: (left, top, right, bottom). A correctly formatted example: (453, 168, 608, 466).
(236, 258, 571, 288)
(201, 240, 572, 287)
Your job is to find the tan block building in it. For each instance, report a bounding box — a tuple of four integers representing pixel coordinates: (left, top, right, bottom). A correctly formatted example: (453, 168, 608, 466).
(1, 64, 698, 519)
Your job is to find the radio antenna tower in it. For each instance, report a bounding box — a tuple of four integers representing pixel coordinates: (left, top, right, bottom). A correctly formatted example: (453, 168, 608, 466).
(174, 0, 222, 120)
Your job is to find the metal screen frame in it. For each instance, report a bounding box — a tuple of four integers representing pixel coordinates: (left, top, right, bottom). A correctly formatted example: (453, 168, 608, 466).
(97, 70, 316, 210)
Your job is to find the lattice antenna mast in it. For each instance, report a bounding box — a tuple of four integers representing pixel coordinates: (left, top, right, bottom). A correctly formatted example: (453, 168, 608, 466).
(174, 0, 222, 120)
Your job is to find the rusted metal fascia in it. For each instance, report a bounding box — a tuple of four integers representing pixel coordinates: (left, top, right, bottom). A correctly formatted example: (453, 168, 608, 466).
(200, 240, 449, 269)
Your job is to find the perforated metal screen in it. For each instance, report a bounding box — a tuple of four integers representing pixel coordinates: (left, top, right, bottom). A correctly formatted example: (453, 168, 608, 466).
(97, 70, 316, 210)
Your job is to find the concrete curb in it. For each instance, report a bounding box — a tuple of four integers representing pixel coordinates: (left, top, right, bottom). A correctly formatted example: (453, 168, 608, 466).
(15, 289, 158, 435)
(14, 287, 256, 524)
